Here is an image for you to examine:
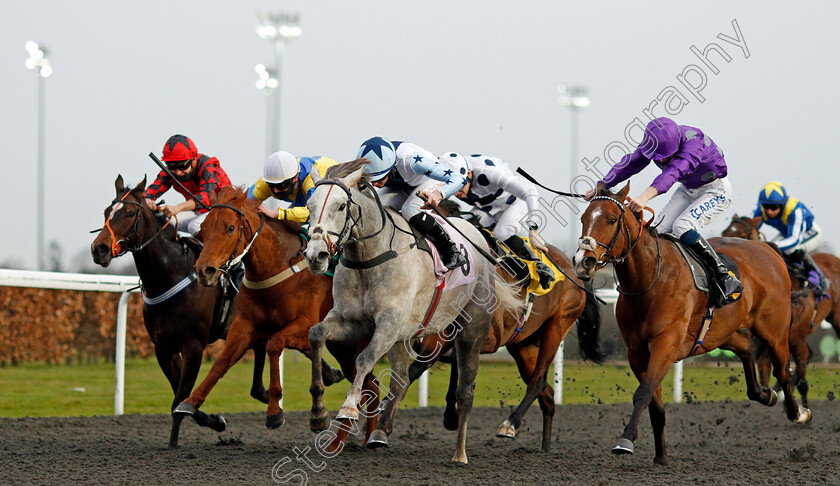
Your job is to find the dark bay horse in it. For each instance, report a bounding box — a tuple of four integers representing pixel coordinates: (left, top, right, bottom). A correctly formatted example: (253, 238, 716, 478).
(723, 214, 840, 406)
(91, 175, 267, 448)
(574, 184, 811, 465)
(174, 186, 380, 449)
(405, 244, 613, 452)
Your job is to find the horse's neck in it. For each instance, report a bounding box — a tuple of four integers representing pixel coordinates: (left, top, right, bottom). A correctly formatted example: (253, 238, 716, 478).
(132, 215, 193, 291)
(243, 220, 300, 280)
(341, 192, 407, 263)
(614, 223, 660, 295)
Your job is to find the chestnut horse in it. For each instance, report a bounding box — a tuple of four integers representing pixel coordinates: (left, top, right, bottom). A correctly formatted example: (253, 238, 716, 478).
(405, 243, 613, 452)
(574, 184, 811, 465)
(91, 175, 267, 448)
(173, 186, 380, 449)
(723, 214, 840, 407)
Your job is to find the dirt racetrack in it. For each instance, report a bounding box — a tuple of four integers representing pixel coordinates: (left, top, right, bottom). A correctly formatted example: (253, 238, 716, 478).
(2, 400, 838, 485)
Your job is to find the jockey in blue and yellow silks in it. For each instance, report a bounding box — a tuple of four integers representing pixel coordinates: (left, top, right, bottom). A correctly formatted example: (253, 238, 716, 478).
(248, 151, 337, 223)
(754, 181, 829, 292)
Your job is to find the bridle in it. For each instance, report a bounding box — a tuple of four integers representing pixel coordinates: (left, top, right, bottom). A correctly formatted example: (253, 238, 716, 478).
(207, 203, 265, 273)
(725, 217, 762, 241)
(309, 179, 391, 258)
(99, 190, 175, 257)
(581, 195, 662, 296)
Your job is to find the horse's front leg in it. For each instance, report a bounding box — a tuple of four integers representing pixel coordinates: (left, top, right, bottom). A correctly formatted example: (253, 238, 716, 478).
(308, 310, 350, 432)
(265, 333, 286, 429)
(615, 332, 679, 465)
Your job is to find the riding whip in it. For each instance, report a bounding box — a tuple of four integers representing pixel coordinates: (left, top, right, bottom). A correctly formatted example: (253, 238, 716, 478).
(516, 167, 587, 198)
(148, 152, 210, 211)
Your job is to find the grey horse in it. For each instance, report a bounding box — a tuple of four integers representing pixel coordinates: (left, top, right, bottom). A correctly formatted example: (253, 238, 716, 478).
(304, 159, 523, 463)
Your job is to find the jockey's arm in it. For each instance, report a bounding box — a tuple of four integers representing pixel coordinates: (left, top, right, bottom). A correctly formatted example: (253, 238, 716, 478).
(409, 153, 466, 200)
(162, 198, 196, 218)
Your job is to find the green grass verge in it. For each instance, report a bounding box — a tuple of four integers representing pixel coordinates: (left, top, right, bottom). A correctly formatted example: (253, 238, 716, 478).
(2, 356, 840, 418)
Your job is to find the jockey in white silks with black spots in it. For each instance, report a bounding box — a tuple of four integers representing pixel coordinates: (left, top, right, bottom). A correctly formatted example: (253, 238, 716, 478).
(439, 152, 555, 289)
(356, 137, 467, 270)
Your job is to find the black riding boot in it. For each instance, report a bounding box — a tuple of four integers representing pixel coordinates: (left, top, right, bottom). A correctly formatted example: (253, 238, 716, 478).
(224, 262, 245, 298)
(795, 250, 831, 293)
(504, 235, 555, 289)
(684, 232, 743, 306)
(409, 213, 467, 271)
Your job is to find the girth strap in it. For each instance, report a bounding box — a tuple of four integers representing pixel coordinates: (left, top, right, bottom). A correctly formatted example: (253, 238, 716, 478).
(413, 280, 446, 338)
(340, 242, 418, 270)
(243, 262, 307, 289)
(143, 273, 197, 306)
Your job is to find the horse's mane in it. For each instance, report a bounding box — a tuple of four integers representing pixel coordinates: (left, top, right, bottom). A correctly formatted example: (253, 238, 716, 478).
(323, 158, 371, 181)
(214, 185, 304, 237)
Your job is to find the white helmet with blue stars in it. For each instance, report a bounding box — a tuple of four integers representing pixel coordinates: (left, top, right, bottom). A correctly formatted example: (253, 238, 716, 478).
(357, 137, 396, 181)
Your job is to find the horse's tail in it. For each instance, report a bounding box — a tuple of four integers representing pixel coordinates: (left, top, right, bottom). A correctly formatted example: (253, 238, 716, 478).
(494, 275, 526, 319)
(576, 282, 616, 364)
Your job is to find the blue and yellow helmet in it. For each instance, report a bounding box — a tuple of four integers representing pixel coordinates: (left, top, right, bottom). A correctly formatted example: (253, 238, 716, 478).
(758, 181, 788, 206)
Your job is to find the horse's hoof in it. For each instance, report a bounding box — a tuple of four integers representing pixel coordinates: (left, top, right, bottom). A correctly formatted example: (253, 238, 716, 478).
(653, 455, 669, 466)
(336, 406, 359, 421)
(451, 453, 468, 464)
(266, 411, 285, 429)
(310, 411, 330, 433)
(366, 429, 389, 449)
(443, 413, 459, 431)
(209, 414, 226, 432)
(173, 402, 196, 416)
(767, 389, 779, 407)
(794, 406, 812, 424)
(496, 420, 516, 439)
(612, 438, 634, 455)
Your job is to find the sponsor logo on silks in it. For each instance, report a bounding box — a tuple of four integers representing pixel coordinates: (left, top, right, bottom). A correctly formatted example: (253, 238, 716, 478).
(690, 194, 727, 220)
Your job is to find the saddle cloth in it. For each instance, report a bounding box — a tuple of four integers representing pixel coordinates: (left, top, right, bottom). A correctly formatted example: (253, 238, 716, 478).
(426, 213, 478, 291)
(663, 233, 740, 297)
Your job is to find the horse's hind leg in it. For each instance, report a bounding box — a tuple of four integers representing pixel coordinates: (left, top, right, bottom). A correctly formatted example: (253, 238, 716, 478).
(451, 328, 484, 464)
(752, 324, 811, 423)
(649, 386, 667, 465)
(443, 357, 459, 431)
(250, 340, 269, 404)
(791, 340, 811, 408)
(723, 330, 778, 406)
(366, 342, 413, 449)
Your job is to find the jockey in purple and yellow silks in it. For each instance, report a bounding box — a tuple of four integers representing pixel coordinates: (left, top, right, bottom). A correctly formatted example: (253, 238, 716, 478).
(754, 181, 829, 292)
(247, 151, 337, 223)
(586, 117, 742, 307)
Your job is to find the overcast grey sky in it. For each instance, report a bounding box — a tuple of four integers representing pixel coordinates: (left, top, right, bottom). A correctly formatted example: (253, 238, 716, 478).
(2, 1, 838, 270)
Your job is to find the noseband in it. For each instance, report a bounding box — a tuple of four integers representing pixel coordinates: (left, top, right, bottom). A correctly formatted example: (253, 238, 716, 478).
(100, 190, 174, 257)
(310, 179, 389, 257)
(207, 203, 265, 272)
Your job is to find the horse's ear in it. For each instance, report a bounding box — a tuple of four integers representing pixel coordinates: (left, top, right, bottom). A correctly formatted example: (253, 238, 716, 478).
(732, 213, 739, 219)
(132, 175, 147, 193)
(115, 175, 124, 193)
(595, 180, 607, 196)
(208, 191, 218, 205)
(340, 166, 366, 188)
(617, 182, 631, 201)
(310, 168, 323, 185)
(751, 216, 762, 227)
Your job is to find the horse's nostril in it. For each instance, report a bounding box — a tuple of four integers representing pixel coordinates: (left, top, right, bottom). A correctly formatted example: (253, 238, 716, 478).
(317, 251, 329, 261)
(95, 243, 108, 256)
(202, 267, 217, 277)
(582, 256, 596, 269)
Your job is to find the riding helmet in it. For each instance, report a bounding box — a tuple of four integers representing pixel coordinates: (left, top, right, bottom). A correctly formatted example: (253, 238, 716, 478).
(263, 151, 300, 184)
(357, 137, 396, 181)
(640, 117, 681, 161)
(162, 134, 198, 162)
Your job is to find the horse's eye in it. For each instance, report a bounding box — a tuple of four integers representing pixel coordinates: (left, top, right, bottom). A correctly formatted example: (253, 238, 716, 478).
(227, 224, 235, 234)
(609, 218, 618, 225)
(126, 211, 135, 217)
(338, 203, 346, 211)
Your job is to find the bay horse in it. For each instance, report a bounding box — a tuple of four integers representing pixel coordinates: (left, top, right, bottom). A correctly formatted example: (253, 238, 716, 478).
(304, 160, 524, 463)
(574, 184, 811, 465)
(173, 186, 380, 449)
(403, 244, 613, 453)
(723, 214, 840, 407)
(91, 175, 267, 448)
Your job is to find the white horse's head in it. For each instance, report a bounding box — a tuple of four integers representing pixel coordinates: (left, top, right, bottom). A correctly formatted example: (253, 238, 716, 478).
(305, 164, 367, 274)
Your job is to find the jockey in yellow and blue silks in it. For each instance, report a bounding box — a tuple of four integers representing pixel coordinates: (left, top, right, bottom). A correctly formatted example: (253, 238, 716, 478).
(754, 181, 829, 292)
(247, 151, 337, 223)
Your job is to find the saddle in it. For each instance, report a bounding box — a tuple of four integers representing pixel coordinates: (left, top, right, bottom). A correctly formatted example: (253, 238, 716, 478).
(663, 233, 741, 308)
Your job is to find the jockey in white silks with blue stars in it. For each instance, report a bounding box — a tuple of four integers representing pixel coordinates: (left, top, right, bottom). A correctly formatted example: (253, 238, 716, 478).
(356, 136, 467, 271)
